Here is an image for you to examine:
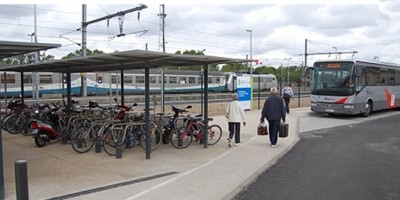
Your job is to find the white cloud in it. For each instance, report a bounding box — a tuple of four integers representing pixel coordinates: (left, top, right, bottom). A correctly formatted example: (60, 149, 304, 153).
(1, 2, 399, 67)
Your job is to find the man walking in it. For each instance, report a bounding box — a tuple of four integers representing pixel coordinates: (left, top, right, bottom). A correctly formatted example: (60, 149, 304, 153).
(283, 83, 294, 114)
(260, 87, 286, 148)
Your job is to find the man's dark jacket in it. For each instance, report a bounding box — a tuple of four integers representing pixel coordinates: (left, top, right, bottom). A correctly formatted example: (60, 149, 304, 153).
(260, 94, 286, 121)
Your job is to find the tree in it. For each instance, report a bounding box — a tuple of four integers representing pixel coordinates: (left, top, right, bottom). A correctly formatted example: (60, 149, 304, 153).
(220, 63, 248, 72)
(168, 49, 212, 71)
(254, 66, 277, 74)
(1, 52, 55, 65)
(62, 49, 104, 59)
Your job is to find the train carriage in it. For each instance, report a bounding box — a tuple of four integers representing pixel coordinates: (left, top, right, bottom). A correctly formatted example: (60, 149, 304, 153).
(0, 69, 277, 97)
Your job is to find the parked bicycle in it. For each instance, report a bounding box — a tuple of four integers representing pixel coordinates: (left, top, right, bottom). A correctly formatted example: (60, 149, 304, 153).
(170, 115, 222, 149)
(162, 105, 192, 144)
(69, 101, 138, 153)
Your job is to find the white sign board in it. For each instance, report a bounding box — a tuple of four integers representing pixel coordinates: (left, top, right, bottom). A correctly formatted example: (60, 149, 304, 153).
(236, 75, 252, 111)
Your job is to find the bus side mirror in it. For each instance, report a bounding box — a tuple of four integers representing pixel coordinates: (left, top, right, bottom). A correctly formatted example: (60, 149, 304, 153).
(306, 67, 314, 72)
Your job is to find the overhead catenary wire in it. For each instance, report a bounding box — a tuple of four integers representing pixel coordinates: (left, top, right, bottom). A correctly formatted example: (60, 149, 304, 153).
(0, 4, 301, 60)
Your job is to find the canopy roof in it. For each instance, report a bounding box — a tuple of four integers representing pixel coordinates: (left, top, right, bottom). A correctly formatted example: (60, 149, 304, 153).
(0, 40, 61, 59)
(0, 49, 249, 73)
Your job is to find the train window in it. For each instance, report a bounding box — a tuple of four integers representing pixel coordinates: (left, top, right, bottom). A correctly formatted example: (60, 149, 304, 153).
(0, 73, 15, 84)
(40, 75, 52, 84)
(136, 76, 144, 84)
(123, 76, 133, 84)
(150, 76, 157, 83)
(97, 75, 103, 84)
(111, 75, 118, 84)
(216, 77, 220, 84)
(208, 78, 212, 84)
(23, 74, 33, 83)
(189, 77, 196, 84)
(170, 77, 177, 84)
(179, 77, 186, 84)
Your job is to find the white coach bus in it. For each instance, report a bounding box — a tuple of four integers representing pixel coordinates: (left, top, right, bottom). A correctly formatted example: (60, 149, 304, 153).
(309, 60, 400, 116)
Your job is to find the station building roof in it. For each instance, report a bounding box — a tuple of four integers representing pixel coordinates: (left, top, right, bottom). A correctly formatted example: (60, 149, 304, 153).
(0, 49, 249, 73)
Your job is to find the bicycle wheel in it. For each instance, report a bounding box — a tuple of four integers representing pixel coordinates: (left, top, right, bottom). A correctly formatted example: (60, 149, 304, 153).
(206, 124, 222, 145)
(6, 115, 22, 134)
(139, 122, 162, 151)
(70, 126, 95, 153)
(20, 119, 33, 136)
(170, 127, 193, 149)
(103, 128, 127, 156)
(1, 113, 12, 130)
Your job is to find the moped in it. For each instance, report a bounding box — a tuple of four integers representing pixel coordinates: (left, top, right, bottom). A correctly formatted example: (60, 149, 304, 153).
(31, 105, 64, 147)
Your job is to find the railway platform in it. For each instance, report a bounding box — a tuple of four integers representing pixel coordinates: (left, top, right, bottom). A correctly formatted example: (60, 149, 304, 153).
(1, 107, 309, 200)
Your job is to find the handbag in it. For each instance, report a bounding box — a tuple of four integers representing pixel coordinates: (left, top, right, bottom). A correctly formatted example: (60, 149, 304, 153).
(257, 122, 268, 135)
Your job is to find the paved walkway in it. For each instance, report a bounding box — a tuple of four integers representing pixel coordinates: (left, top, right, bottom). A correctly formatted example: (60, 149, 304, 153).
(2, 107, 309, 200)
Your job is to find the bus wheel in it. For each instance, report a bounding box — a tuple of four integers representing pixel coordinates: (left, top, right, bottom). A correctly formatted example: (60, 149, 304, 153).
(362, 101, 373, 117)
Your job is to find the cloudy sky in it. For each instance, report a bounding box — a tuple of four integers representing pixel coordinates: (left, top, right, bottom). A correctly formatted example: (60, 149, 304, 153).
(0, 1, 399, 68)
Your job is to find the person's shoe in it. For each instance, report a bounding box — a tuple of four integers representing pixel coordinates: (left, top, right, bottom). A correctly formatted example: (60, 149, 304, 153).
(228, 139, 232, 148)
(271, 144, 276, 148)
(235, 143, 240, 147)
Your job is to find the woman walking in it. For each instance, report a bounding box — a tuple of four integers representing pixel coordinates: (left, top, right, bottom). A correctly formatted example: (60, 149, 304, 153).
(225, 93, 246, 147)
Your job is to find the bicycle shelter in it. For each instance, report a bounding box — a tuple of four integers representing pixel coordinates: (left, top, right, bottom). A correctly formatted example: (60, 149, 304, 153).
(0, 49, 250, 158)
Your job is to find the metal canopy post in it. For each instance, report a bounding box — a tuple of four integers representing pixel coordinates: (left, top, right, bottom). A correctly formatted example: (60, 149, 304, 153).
(145, 66, 151, 159)
(0, 94, 4, 199)
(20, 72, 24, 105)
(66, 73, 72, 115)
(120, 70, 124, 106)
(161, 70, 165, 113)
(200, 69, 203, 115)
(203, 64, 208, 148)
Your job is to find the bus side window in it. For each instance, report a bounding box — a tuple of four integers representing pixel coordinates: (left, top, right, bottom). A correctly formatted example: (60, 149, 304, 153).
(380, 69, 387, 86)
(356, 67, 366, 92)
(396, 70, 400, 85)
(388, 69, 395, 86)
(366, 67, 379, 86)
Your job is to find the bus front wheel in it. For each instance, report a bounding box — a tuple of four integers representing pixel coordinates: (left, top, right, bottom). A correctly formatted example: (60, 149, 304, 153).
(362, 101, 373, 117)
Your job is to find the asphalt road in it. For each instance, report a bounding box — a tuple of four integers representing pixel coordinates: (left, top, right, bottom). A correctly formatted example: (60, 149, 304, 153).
(235, 112, 400, 200)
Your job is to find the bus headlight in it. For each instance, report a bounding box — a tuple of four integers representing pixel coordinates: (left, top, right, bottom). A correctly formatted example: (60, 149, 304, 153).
(344, 105, 354, 109)
(311, 102, 317, 107)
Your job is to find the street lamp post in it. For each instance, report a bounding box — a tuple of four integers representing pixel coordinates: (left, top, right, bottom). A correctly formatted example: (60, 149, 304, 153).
(284, 57, 292, 85)
(246, 29, 252, 76)
(333, 46, 338, 59)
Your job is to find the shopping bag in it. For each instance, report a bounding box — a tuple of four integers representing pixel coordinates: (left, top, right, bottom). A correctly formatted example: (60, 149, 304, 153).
(279, 123, 289, 138)
(257, 122, 268, 135)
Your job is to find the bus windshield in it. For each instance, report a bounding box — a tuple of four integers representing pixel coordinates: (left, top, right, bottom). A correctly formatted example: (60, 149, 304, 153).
(311, 62, 355, 96)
